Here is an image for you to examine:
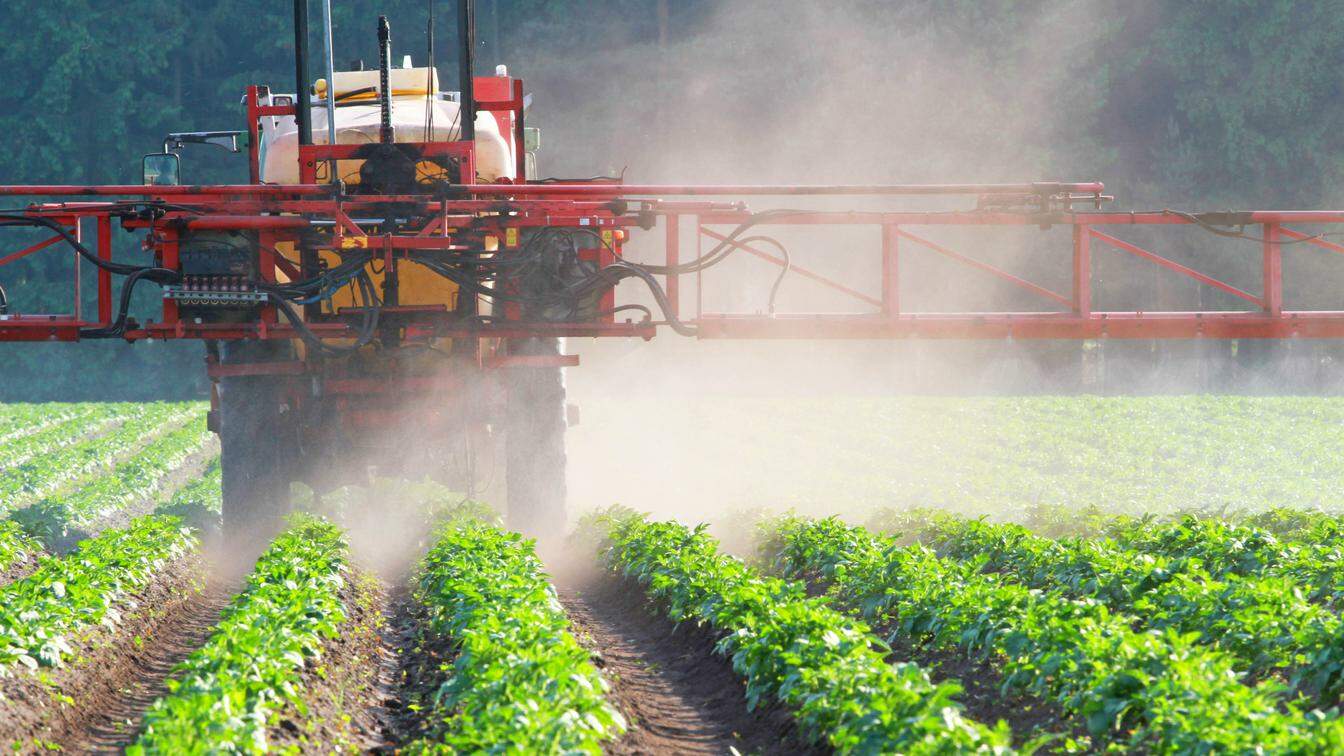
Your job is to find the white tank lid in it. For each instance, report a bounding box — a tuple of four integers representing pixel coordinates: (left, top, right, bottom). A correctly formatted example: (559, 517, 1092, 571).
(495, 64, 508, 77)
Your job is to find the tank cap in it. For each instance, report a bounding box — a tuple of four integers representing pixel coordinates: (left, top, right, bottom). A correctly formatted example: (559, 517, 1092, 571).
(496, 64, 509, 77)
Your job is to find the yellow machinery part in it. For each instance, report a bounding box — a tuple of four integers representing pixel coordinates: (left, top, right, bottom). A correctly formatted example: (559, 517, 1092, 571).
(316, 248, 460, 312)
(273, 241, 461, 358)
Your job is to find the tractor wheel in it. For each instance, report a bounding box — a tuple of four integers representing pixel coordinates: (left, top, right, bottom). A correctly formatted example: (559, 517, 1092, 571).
(217, 340, 297, 542)
(504, 337, 568, 541)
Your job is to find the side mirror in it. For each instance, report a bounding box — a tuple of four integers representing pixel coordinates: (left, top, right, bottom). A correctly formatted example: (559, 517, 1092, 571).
(523, 126, 541, 153)
(143, 153, 181, 186)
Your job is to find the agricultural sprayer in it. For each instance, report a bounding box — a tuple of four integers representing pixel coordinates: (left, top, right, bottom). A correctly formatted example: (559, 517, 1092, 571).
(0, 1, 1340, 538)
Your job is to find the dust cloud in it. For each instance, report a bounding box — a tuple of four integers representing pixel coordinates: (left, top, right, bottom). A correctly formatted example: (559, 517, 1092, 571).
(509, 1, 1117, 526)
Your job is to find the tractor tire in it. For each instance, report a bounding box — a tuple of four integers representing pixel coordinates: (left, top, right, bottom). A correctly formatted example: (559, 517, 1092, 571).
(217, 340, 296, 542)
(504, 337, 569, 541)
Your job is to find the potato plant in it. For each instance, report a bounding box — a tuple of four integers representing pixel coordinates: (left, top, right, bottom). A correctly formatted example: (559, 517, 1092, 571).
(410, 519, 624, 754)
(597, 511, 1012, 755)
(0, 515, 196, 670)
(131, 515, 347, 754)
(759, 516, 1344, 752)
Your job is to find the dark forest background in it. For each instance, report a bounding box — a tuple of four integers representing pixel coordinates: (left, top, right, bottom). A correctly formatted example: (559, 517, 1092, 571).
(0, 0, 1341, 399)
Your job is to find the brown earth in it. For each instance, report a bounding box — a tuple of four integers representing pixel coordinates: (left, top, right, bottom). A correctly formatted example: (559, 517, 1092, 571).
(0, 547, 42, 588)
(58, 557, 243, 753)
(373, 582, 453, 750)
(557, 577, 825, 756)
(368, 585, 427, 750)
(267, 566, 393, 753)
(0, 551, 210, 753)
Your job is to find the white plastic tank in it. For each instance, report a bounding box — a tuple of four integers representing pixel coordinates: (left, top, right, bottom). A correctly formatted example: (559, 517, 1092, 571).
(259, 66, 514, 184)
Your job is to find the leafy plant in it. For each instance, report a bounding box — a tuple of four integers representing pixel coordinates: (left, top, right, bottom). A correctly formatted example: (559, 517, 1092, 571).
(759, 516, 1344, 752)
(12, 415, 212, 543)
(0, 402, 198, 513)
(598, 512, 1012, 755)
(409, 518, 624, 754)
(131, 515, 347, 754)
(0, 515, 196, 670)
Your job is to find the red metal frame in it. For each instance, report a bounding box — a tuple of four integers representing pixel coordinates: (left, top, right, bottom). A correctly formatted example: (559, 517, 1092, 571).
(8, 198, 1344, 342)
(0, 70, 1338, 346)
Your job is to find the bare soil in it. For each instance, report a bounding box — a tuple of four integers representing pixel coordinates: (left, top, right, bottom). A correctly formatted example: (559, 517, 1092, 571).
(0, 552, 210, 753)
(556, 577, 825, 756)
(373, 583, 452, 750)
(60, 560, 241, 753)
(0, 547, 42, 588)
(369, 585, 426, 749)
(267, 567, 390, 753)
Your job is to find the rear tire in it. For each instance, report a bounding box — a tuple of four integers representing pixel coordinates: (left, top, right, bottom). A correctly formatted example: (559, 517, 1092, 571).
(504, 337, 568, 541)
(217, 340, 296, 542)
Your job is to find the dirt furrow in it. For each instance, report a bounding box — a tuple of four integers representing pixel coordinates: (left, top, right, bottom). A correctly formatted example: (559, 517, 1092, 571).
(0, 551, 226, 752)
(63, 569, 239, 753)
(267, 567, 390, 752)
(556, 580, 819, 756)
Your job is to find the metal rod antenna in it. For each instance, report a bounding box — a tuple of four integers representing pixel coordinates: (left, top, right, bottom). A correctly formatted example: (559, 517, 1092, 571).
(293, 0, 313, 146)
(457, 0, 476, 142)
(321, 0, 338, 150)
(378, 16, 394, 144)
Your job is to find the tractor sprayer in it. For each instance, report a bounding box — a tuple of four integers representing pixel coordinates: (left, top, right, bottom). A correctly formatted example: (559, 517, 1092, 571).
(0, 1, 1339, 540)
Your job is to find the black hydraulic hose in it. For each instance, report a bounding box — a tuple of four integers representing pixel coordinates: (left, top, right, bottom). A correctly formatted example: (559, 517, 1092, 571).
(0, 215, 149, 277)
(636, 209, 806, 275)
(80, 266, 180, 339)
(735, 234, 791, 314)
(599, 260, 697, 336)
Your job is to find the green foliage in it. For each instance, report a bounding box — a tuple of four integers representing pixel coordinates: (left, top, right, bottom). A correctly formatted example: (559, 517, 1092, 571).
(0, 402, 198, 514)
(618, 396, 1344, 522)
(131, 515, 348, 755)
(0, 515, 196, 671)
(0, 404, 130, 474)
(760, 516, 1344, 752)
(598, 512, 1012, 755)
(409, 518, 623, 754)
(155, 457, 221, 538)
(0, 520, 41, 575)
(12, 414, 212, 543)
(925, 517, 1344, 702)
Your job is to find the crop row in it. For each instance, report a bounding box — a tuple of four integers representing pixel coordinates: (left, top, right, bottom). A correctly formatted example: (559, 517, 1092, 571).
(13, 415, 213, 542)
(597, 511, 1012, 755)
(411, 518, 624, 753)
(0, 404, 127, 473)
(132, 515, 348, 753)
(758, 516, 1344, 752)
(0, 403, 110, 451)
(923, 516, 1344, 704)
(156, 456, 222, 534)
(0, 515, 196, 670)
(0, 402, 198, 511)
(877, 503, 1344, 609)
(0, 520, 42, 578)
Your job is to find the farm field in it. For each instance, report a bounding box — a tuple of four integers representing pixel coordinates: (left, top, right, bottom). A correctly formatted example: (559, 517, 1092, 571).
(1, 399, 1344, 752)
(570, 395, 1344, 523)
